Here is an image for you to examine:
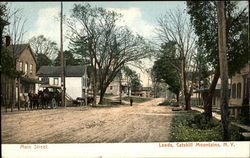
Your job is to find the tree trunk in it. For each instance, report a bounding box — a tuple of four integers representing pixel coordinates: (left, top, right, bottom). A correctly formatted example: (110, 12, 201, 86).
(203, 67, 220, 121)
(11, 77, 16, 112)
(98, 81, 110, 104)
(176, 93, 179, 105)
(92, 60, 97, 106)
(184, 92, 191, 110)
(17, 78, 20, 110)
(98, 88, 105, 105)
(217, 1, 230, 141)
(119, 71, 122, 104)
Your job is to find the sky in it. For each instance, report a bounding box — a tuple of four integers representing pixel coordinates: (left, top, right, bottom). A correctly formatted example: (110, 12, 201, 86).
(6, 1, 248, 87)
(6, 1, 189, 86)
(8, 1, 187, 46)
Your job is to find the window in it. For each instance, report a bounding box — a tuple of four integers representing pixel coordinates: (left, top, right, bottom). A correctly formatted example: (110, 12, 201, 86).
(41, 77, 49, 84)
(19, 62, 23, 71)
(237, 83, 241, 98)
(110, 86, 113, 90)
(24, 63, 28, 75)
(54, 78, 59, 85)
(232, 83, 236, 99)
(30, 64, 33, 75)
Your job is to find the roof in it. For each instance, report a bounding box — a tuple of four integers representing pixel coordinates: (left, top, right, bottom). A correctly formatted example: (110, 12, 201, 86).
(7, 44, 37, 63)
(20, 77, 43, 84)
(194, 84, 231, 93)
(39, 84, 61, 88)
(37, 65, 88, 77)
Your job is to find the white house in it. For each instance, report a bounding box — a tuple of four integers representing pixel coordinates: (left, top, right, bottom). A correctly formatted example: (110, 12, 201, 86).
(36, 65, 89, 100)
(106, 75, 129, 96)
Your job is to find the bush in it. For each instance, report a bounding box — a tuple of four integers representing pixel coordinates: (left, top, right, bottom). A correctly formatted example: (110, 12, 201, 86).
(158, 100, 172, 106)
(189, 113, 219, 130)
(169, 111, 243, 141)
(241, 105, 250, 125)
(102, 98, 112, 105)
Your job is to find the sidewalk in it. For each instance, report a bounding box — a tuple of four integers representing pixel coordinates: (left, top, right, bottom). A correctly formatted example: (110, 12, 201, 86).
(192, 106, 250, 132)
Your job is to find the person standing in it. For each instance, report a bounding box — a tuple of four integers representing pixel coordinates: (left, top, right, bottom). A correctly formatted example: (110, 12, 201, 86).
(130, 97, 133, 106)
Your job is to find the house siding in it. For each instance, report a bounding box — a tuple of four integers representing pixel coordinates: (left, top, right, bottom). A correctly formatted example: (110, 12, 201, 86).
(230, 65, 249, 106)
(16, 47, 36, 78)
(37, 76, 88, 100)
(66, 77, 82, 100)
(106, 80, 120, 95)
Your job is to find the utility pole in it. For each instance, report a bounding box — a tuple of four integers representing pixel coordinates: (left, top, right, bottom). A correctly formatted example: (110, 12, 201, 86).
(60, 1, 66, 107)
(119, 69, 122, 104)
(248, 1, 250, 106)
(217, 1, 230, 141)
(85, 65, 88, 106)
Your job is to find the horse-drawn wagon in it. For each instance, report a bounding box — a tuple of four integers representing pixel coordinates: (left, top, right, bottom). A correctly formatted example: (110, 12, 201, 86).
(38, 84, 62, 109)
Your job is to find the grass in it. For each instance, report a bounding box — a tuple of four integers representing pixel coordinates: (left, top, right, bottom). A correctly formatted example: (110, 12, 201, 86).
(169, 110, 244, 142)
(94, 98, 126, 107)
(158, 99, 172, 106)
(121, 96, 152, 103)
(104, 93, 116, 97)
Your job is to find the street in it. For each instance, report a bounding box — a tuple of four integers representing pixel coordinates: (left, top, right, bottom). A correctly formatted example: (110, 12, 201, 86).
(1, 98, 174, 143)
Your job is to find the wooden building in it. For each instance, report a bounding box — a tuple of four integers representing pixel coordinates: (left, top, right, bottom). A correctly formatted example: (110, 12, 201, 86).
(36, 65, 89, 100)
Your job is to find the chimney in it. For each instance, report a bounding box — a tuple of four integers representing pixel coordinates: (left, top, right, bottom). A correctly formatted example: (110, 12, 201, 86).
(5, 35, 10, 46)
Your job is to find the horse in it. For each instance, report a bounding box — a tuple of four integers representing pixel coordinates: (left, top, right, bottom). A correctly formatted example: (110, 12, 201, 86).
(28, 92, 39, 110)
(38, 90, 50, 109)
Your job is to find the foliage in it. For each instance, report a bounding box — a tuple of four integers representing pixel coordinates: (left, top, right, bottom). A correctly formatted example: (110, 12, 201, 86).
(29, 35, 58, 59)
(169, 111, 243, 141)
(151, 41, 181, 97)
(67, 3, 152, 104)
(1, 46, 23, 77)
(104, 93, 115, 97)
(158, 100, 172, 106)
(194, 49, 211, 89)
(155, 9, 198, 110)
(122, 66, 142, 90)
(186, 1, 249, 121)
(230, 106, 250, 126)
(0, 2, 7, 19)
(186, 1, 249, 76)
(53, 50, 81, 66)
(122, 97, 151, 103)
(101, 98, 112, 106)
(36, 53, 52, 71)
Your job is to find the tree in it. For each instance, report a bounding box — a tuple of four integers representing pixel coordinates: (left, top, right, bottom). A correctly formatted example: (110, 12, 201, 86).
(194, 48, 211, 106)
(151, 41, 181, 103)
(28, 35, 59, 71)
(187, 1, 248, 120)
(67, 3, 152, 105)
(53, 50, 80, 66)
(156, 10, 197, 110)
(3, 3, 27, 111)
(122, 66, 142, 93)
(217, 1, 230, 141)
(36, 53, 52, 70)
(29, 35, 58, 59)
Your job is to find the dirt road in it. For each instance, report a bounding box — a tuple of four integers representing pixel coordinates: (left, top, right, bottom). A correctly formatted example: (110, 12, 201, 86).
(1, 98, 175, 143)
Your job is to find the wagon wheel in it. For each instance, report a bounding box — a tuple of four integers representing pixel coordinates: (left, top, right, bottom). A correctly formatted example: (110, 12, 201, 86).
(51, 98, 58, 109)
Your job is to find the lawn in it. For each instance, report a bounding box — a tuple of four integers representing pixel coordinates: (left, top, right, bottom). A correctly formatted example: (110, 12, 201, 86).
(121, 96, 152, 103)
(169, 110, 244, 142)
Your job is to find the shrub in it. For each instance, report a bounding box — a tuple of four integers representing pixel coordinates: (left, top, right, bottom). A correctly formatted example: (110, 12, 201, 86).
(158, 100, 172, 106)
(169, 111, 243, 141)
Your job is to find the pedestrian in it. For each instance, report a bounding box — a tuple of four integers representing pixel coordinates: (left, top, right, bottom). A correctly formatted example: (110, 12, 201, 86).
(130, 97, 133, 106)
